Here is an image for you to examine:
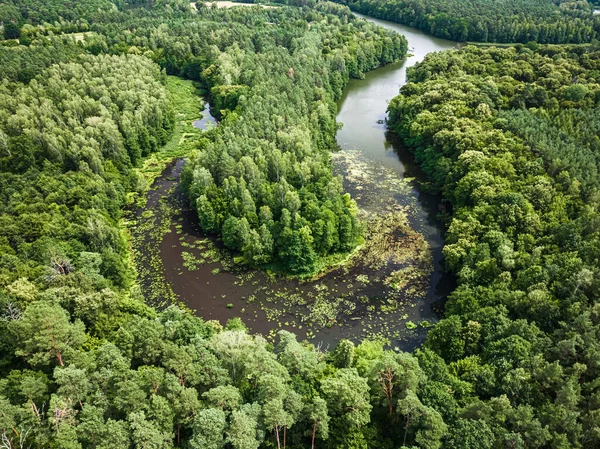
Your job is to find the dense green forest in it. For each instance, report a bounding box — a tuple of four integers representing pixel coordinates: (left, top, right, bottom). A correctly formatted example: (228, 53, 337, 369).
(0, 0, 117, 39)
(331, 0, 600, 43)
(181, 7, 407, 273)
(387, 44, 600, 448)
(0, 3, 432, 448)
(2, 0, 600, 447)
(0, 53, 173, 288)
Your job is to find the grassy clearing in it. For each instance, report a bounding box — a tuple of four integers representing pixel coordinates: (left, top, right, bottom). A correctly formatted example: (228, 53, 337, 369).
(56, 31, 95, 41)
(127, 76, 207, 207)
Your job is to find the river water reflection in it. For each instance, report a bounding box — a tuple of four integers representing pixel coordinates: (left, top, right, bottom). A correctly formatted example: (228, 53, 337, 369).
(192, 101, 217, 129)
(332, 14, 457, 341)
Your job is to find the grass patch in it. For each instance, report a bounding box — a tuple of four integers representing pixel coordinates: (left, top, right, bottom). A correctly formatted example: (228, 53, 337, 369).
(128, 76, 208, 207)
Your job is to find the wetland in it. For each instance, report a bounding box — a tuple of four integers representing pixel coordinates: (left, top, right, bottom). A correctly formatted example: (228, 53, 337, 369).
(130, 15, 457, 350)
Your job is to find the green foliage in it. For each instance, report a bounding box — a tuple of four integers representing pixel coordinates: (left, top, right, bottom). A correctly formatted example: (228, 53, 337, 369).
(189, 408, 226, 449)
(0, 38, 84, 83)
(181, 5, 407, 274)
(10, 301, 86, 368)
(387, 43, 600, 449)
(329, 338, 355, 368)
(3, 0, 600, 448)
(0, 0, 120, 37)
(321, 368, 372, 428)
(3, 21, 21, 40)
(0, 53, 173, 293)
(332, 0, 600, 43)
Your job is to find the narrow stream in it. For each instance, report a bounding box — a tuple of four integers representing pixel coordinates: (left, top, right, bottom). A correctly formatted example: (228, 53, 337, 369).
(134, 15, 458, 350)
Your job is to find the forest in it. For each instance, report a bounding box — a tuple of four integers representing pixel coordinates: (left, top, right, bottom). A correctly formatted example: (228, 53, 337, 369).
(387, 43, 600, 448)
(1, 0, 600, 448)
(331, 0, 600, 43)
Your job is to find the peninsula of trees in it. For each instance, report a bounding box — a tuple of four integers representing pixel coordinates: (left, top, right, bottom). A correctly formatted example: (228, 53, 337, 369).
(182, 5, 407, 273)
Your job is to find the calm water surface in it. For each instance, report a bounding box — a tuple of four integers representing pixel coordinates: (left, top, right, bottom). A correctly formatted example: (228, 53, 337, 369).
(192, 101, 217, 129)
(334, 12, 457, 328)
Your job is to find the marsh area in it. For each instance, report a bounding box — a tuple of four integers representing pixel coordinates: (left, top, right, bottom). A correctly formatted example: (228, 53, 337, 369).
(131, 15, 457, 350)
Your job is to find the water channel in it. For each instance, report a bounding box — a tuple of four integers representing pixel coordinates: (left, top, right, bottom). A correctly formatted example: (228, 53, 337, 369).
(192, 101, 217, 129)
(134, 14, 457, 350)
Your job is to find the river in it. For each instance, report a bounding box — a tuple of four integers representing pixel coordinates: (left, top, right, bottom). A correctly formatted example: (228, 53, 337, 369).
(192, 101, 217, 129)
(332, 15, 457, 340)
(132, 14, 457, 350)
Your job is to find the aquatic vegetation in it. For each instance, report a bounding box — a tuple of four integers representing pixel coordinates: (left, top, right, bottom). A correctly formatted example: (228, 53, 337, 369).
(128, 118, 440, 346)
(127, 177, 180, 308)
(181, 251, 203, 271)
(356, 274, 370, 285)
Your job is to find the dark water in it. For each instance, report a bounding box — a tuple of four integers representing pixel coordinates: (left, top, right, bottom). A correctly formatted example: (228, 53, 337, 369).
(192, 101, 217, 129)
(137, 16, 458, 350)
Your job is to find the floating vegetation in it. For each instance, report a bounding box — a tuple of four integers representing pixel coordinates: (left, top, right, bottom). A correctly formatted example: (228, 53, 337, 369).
(125, 160, 183, 309)
(182, 251, 202, 271)
(126, 111, 445, 349)
(359, 210, 430, 270)
(331, 149, 415, 213)
(356, 274, 370, 285)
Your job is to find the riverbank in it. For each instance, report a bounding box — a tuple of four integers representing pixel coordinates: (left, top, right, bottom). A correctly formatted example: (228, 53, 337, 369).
(121, 76, 212, 307)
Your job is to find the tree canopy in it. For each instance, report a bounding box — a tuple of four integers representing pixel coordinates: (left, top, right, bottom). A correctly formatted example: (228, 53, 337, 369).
(1, 0, 600, 447)
(181, 4, 407, 273)
(387, 43, 600, 449)
(332, 0, 600, 43)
